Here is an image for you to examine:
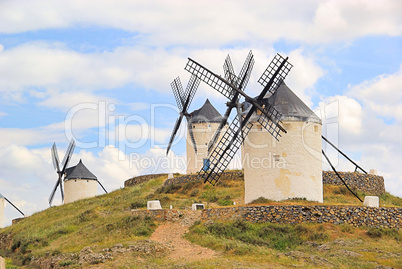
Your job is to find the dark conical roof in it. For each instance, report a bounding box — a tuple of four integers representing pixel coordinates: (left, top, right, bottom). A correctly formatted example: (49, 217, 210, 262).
(264, 82, 321, 123)
(190, 99, 223, 124)
(65, 159, 97, 181)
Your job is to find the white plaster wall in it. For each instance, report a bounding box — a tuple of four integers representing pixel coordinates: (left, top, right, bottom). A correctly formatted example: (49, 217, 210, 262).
(0, 198, 4, 228)
(243, 120, 323, 203)
(64, 179, 98, 204)
(186, 122, 222, 174)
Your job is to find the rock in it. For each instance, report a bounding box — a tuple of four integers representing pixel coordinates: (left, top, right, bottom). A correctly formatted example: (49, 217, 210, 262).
(317, 244, 330, 251)
(80, 246, 93, 254)
(339, 250, 363, 258)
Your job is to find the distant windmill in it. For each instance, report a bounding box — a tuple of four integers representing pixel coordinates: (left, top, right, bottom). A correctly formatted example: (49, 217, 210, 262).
(49, 139, 108, 206)
(166, 75, 200, 155)
(0, 193, 24, 228)
(49, 139, 76, 206)
(185, 53, 293, 185)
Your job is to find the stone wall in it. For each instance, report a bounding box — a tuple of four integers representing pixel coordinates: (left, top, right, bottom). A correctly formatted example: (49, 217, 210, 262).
(200, 205, 401, 228)
(322, 171, 385, 196)
(124, 173, 167, 188)
(129, 206, 401, 228)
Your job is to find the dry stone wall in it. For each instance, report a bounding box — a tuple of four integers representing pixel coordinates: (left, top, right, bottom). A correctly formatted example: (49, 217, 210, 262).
(322, 171, 385, 196)
(129, 206, 401, 228)
(200, 205, 401, 228)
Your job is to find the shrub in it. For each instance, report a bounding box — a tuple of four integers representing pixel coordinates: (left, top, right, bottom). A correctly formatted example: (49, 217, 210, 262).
(190, 189, 199, 197)
(130, 200, 146, 209)
(249, 197, 273, 204)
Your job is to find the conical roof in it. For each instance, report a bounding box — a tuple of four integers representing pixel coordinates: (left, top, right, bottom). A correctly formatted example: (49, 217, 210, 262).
(190, 99, 223, 124)
(65, 159, 97, 181)
(264, 82, 321, 123)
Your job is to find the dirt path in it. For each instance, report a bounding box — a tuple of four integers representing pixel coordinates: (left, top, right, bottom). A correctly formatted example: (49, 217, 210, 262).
(150, 210, 219, 262)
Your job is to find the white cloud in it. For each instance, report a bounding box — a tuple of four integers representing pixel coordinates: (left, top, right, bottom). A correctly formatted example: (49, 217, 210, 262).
(0, 0, 400, 45)
(318, 65, 402, 197)
(312, 0, 402, 42)
(0, 42, 186, 101)
(285, 48, 325, 107)
(349, 64, 402, 122)
(319, 95, 362, 136)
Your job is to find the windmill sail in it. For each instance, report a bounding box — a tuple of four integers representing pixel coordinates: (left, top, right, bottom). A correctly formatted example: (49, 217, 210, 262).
(187, 53, 292, 185)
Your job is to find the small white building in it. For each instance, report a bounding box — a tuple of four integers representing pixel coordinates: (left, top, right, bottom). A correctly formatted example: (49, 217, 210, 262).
(186, 99, 224, 174)
(0, 194, 4, 228)
(242, 82, 323, 203)
(64, 160, 98, 204)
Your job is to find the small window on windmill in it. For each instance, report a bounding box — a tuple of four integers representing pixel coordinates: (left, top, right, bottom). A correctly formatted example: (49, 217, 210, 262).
(283, 123, 291, 131)
(314, 125, 318, 133)
(203, 159, 210, 171)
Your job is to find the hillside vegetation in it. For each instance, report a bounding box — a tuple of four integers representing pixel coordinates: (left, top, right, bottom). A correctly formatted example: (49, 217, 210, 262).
(0, 172, 401, 268)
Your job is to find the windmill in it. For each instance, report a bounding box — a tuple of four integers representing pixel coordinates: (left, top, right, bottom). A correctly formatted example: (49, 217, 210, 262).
(185, 53, 293, 185)
(207, 51, 254, 155)
(166, 75, 200, 155)
(0, 193, 24, 228)
(49, 139, 76, 206)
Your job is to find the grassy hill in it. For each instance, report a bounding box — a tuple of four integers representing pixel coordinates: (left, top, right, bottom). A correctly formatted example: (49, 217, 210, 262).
(0, 172, 401, 268)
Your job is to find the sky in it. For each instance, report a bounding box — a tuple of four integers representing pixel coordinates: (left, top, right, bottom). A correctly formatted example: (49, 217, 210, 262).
(0, 0, 401, 226)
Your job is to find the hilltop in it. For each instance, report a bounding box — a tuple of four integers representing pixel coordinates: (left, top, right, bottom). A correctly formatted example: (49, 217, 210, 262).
(0, 172, 401, 268)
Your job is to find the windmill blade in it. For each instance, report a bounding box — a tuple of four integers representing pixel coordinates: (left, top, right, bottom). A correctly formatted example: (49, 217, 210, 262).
(181, 75, 200, 115)
(185, 115, 197, 154)
(48, 176, 60, 206)
(186, 57, 271, 124)
(200, 115, 253, 185)
(97, 180, 108, 194)
(185, 58, 235, 100)
(207, 105, 231, 153)
(171, 77, 185, 111)
(223, 54, 237, 84)
(166, 76, 200, 156)
(49, 173, 65, 206)
(3, 196, 25, 216)
(58, 173, 64, 202)
(258, 53, 293, 97)
(61, 139, 76, 172)
(183, 74, 200, 107)
(166, 115, 184, 155)
(208, 51, 254, 153)
(237, 50, 254, 90)
(256, 104, 285, 141)
(240, 54, 293, 137)
(51, 143, 60, 171)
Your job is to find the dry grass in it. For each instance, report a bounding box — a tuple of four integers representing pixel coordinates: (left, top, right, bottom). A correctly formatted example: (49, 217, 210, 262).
(0, 172, 400, 268)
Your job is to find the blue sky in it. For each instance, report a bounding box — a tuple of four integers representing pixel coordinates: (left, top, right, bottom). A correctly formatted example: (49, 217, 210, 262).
(0, 0, 401, 226)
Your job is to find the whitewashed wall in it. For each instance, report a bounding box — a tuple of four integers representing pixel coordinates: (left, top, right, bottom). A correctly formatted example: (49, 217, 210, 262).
(64, 179, 98, 204)
(243, 120, 323, 203)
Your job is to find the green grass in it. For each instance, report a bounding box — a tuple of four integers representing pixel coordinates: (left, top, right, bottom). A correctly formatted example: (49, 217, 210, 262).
(0, 172, 400, 268)
(187, 220, 329, 253)
(186, 220, 402, 268)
